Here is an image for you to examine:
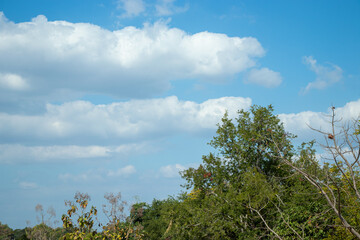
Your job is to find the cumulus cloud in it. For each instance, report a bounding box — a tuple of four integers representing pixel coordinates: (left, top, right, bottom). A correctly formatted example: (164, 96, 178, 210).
(117, 0, 146, 18)
(155, 0, 188, 16)
(0, 12, 264, 110)
(301, 56, 343, 94)
(279, 99, 360, 141)
(0, 96, 252, 145)
(244, 68, 282, 88)
(159, 164, 185, 178)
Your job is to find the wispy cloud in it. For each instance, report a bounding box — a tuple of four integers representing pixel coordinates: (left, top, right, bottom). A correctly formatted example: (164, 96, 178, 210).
(116, 0, 146, 18)
(244, 68, 282, 88)
(159, 164, 185, 178)
(0, 143, 150, 164)
(155, 0, 189, 16)
(19, 181, 38, 189)
(301, 56, 343, 94)
(59, 165, 136, 182)
(107, 165, 136, 177)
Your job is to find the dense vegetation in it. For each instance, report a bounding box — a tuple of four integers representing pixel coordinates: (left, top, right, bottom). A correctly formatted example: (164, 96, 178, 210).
(1, 105, 360, 239)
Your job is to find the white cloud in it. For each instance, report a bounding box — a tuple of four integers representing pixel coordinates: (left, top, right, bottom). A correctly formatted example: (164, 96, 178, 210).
(58, 172, 94, 182)
(0, 143, 149, 163)
(59, 165, 136, 182)
(155, 0, 188, 16)
(302, 56, 343, 94)
(117, 0, 146, 18)
(107, 165, 136, 177)
(159, 164, 185, 178)
(0, 72, 29, 91)
(244, 68, 282, 88)
(0, 96, 252, 145)
(0, 12, 264, 109)
(279, 99, 360, 141)
(19, 181, 38, 189)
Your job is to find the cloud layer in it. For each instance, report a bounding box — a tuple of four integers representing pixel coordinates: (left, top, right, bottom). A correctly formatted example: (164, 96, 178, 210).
(0, 96, 251, 145)
(1, 95, 359, 164)
(0, 96, 251, 163)
(0, 12, 264, 110)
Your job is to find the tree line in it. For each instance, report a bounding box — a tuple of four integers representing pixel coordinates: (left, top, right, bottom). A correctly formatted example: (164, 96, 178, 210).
(1, 105, 360, 239)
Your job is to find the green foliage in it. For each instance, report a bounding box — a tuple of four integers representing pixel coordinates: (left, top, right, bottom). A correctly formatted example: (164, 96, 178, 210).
(0, 222, 13, 240)
(135, 198, 179, 239)
(164, 105, 337, 239)
(101, 220, 144, 240)
(26, 223, 64, 240)
(61, 192, 101, 239)
(61, 192, 144, 240)
(13, 228, 29, 240)
(356, 120, 360, 135)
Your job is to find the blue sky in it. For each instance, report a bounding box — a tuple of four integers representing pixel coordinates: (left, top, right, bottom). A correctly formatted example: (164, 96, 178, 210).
(0, 0, 359, 229)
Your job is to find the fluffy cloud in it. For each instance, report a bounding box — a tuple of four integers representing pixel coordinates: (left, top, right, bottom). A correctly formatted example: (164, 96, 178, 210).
(279, 99, 360, 141)
(0, 73, 29, 91)
(0, 12, 264, 110)
(0, 96, 250, 163)
(244, 68, 282, 88)
(117, 0, 146, 18)
(0, 96, 252, 145)
(302, 56, 343, 94)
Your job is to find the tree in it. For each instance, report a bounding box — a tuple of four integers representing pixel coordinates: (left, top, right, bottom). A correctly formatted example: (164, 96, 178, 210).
(355, 120, 360, 135)
(134, 198, 180, 240)
(25, 204, 61, 240)
(167, 105, 333, 239)
(61, 192, 100, 239)
(0, 222, 13, 240)
(272, 107, 360, 239)
(102, 192, 127, 230)
(101, 192, 144, 240)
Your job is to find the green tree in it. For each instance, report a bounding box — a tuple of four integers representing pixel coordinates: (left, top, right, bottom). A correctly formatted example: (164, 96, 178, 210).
(0, 222, 13, 240)
(25, 204, 61, 240)
(13, 228, 29, 240)
(273, 108, 360, 239)
(61, 192, 100, 239)
(26, 223, 63, 240)
(134, 198, 180, 240)
(166, 105, 334, 239)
